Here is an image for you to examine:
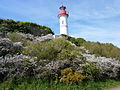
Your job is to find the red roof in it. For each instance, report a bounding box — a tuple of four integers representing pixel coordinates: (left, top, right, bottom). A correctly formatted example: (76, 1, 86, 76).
(58, 10, 69, 16)
(58, 5, 69, 17)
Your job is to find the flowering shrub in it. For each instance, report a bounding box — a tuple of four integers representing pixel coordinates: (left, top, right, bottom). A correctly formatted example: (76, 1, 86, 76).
(60, 68, 85, 84)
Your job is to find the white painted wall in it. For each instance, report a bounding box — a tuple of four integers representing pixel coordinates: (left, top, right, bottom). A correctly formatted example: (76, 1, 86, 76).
(59, 15, 68, 35)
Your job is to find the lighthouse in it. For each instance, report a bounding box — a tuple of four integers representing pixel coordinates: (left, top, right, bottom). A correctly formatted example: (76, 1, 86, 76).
(58, 5, 69, 35)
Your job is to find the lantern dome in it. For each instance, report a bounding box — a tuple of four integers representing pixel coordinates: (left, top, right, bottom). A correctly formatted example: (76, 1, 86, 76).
(58, 5, 69, 17)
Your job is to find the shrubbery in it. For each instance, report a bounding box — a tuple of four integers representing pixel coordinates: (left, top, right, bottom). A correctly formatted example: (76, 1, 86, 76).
(22, 38, 83, 60)
(57, 49, 83, 60)
(65, 35, 120, 61)
(60, 68, 85, 84)
(83, 42, 120, 60)
(0, 19, 54, 36)
(68, 37, 86, 46)
(81, 62, 102, 81)
(7, 32, 25, 42)
(7, 32, 30, 46)
(63, 35, 120, 61)
(61, 34, 86, 46)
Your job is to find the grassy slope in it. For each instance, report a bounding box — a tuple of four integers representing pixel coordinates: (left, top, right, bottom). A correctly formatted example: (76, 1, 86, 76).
(83, 41, 120, 60)
(66, 36, 120, 61)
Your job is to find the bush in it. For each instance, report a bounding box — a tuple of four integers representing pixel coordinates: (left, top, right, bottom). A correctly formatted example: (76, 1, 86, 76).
(83, 42, 120, 60)
(75, 38, 86, 46)
(67, 36, 86, 46)
(7, 32, 25, 42)
(22, 38, 84, 61)
(81, 62, 102, 81)
(7, 32, 30, 46)
(60, 68, 85, 84)
(0, 55, 36, 82)
(22, 39, 77, 60)
(57, 48, 84, 60)
(57, 50, 74, 60)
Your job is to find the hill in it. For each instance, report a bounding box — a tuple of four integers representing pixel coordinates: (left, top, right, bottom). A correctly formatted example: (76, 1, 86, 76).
(0, 19, 120, 90)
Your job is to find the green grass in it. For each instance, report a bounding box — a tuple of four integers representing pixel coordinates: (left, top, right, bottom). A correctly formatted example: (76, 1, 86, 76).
(0, 78, 120, 90)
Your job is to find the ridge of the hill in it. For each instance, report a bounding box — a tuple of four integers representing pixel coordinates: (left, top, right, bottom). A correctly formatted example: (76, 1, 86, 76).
(0, 19, 54, 36)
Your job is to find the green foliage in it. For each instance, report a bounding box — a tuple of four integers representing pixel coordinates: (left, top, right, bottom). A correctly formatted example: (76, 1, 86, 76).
(57, 50, 74, 60)
(0, 19, 54, 36)
(67, 36, 86, 46)
(68, 36, 76, 43)
(60, 68, 85, 84)
(7, 32, 30, 46)
(75, 38, 86, 46)
(83, 41, 120, 60)
(62, 35, 120, 61)
(60, 35, 86, 46)
(22, 38, 82, 60)
(22, 38, 84, 60)
(82, 62, 102, 80)
(57, 49, 83, 60)
(7, 32, 25, 42)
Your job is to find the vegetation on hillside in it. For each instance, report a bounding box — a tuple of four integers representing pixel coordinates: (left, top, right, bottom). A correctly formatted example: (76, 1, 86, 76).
(83, 42, 120, 60)
(0, 33, 103, 86)
(22, 38, 84, 60)
(65, 35, 120, 60)
(0, 19, 120, 89)
(0, 19, 54, 36)
(61, 34, 86, 46)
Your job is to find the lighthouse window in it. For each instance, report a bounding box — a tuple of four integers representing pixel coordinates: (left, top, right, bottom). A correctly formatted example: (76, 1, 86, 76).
(62, 20, 64, 24)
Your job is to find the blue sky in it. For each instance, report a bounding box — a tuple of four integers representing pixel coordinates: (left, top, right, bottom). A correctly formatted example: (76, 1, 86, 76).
(0, 0, 120, 47)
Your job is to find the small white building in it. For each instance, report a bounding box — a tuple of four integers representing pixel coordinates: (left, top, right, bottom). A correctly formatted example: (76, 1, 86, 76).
(58, 5, 69, 35)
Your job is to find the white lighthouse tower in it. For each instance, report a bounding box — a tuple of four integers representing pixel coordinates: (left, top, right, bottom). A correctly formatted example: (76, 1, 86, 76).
(58, 5, 69, 35)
